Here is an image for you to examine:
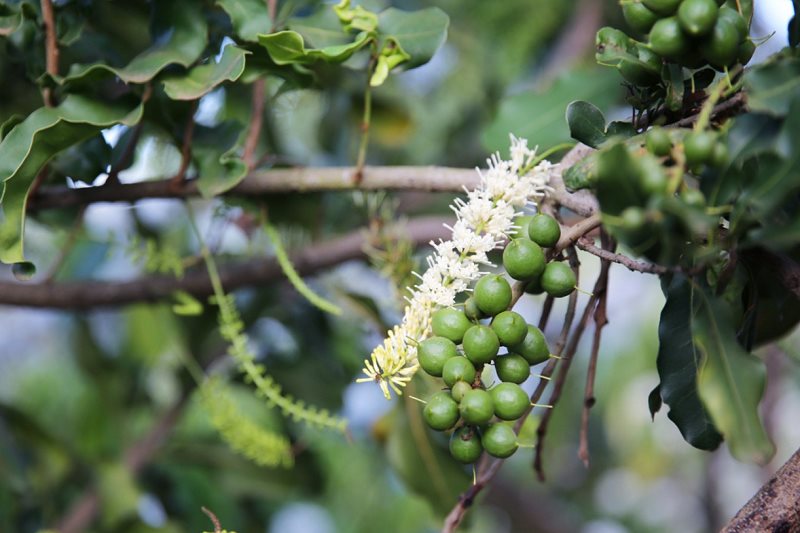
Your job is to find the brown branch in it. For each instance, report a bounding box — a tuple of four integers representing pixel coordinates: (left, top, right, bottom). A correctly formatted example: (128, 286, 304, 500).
(722, 446, 800, 532)
(0, 216, 451, 309)
(242, 80, 266, 169)
(40, 0, 59, 107)
(55, 395, 190, 533)
(674, 90, 748, 128)
(577, 232, 613, 468)
(170, 102, 198, 190)
(576, 236, 668, 274)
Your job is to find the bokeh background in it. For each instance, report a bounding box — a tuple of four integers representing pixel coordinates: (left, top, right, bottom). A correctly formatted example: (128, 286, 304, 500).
(1, 1, 798, 532)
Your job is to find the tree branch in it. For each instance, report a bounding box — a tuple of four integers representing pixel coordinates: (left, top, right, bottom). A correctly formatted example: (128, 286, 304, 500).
(40, 0, 59, 107)
(576, 236, 668, 274)
(0, 217, 451, 309)
(722, 446, 800, 532)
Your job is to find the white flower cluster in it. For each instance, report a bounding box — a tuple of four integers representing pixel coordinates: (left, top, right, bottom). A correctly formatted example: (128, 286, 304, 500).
(357, 135, 555, 399)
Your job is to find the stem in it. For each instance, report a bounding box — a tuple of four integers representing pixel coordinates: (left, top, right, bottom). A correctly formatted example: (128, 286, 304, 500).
(354, 76, 373, 182)
(40, 0, 59, 106)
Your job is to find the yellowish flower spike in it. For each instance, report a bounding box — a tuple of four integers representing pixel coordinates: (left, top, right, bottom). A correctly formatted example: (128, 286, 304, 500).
(358, 135, 556, 399)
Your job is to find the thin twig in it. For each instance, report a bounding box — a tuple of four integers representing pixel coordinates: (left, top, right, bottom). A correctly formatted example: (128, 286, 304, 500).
(170, 101, 198, 190)
(577, 232, 613, 468)
(576, 236, 668, 274)
(242, 79, 266, 169)
(106, 85, 151, 185)
(40, 0, 59, 107)
(201, 507, 222, 533)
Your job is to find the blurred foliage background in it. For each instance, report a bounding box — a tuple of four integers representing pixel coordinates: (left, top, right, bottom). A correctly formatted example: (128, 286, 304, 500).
(0, 0, 798, 532)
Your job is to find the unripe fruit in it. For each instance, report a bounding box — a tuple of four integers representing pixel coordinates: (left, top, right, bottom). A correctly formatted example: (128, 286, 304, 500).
(681, 188, 706, 208)
(642, 0, 681, 16)
(491, 311, 528, 347)
(738, 39, 755, 65)
(710, 141, 729, 167)
(621, 206, 647, 230)
(495, 353, 530, 384)
(639, 153, 669, 196)
(528, 213, 561, 248)
(502, 238, 545, 280)
(701, 19, 741, 68)
(490, 382, 529, 420)
(474, 275, 512, 316)
(525, 276, 544, 295)
(622, 1, 659, 34)
(645, 127, 672, 157)
(684, 131, 717, 166)
(431, 308, 471, 343)
(464, 297, 485, 321)
(443, 356, 477, 387)
(418, 336, 458, 377)
(451, 380, 472, 402)
(449, 426, 483, 463)
(511, 215, 534, 238)
(540, 262, 576, 298)
(717, 6, 748, 38)
(460, 389, 494, 425)
(512, 325, 549, 365)
(463, 325, 500, 365)
(678, 0, 719, 37)
(423, 392, 459, 430)
(482, 423, 518, 458)
(649, 17, 690, 59)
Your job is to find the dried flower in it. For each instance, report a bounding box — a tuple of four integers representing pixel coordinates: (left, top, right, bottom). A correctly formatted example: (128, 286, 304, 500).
(357, 135, 555, 399)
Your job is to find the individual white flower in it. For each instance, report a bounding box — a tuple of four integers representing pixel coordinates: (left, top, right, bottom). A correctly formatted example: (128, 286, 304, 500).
(358, 134, 556, 399)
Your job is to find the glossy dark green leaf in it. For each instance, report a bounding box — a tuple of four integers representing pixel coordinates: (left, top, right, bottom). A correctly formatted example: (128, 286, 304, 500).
(258, 30, 370, 65)
(656, 275, 723, 450)
(693, 283, 775, 464)
(194, 121, 248, 198)
(217, 0, 272, 41)
(60, 0, 207, 87)
(563, 149, 600, 190)
(287, 7, 359, 48)
(745, 55, 800, 116)
(0, 95, 143, 264)
(377, 7, 449, 67)
(49, 134, 112, 183)
(162, 46, 249, 100)
(648, 384, 662, 421)
(566, 101, 607, 148)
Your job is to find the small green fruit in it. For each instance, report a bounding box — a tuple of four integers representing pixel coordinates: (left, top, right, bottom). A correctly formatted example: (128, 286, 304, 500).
(642, 0, 681, 15)
(431, 308, 472, 343)
(482, 423, 519, 458)
(460, 389, 494, 425)
(450, 380, 472, 402)
(442, 357, 477, 387)
(495, 353, 530, 384)
(540, 262, 577, 298)
(528, 214, 561, 248)
(622, 1, 659, 34)
(701, 18, 742, 68)
(645, 127, 672, 157)
(649, 17, 690, 59)
(502, 238, 545, 280)
(678, 0, 719, 37)
(418, 336, 458, 377)
(511, 215, 535, 238)
(449, 426, 483, 463)
(474, 275, 512, 316)
(490, 382, 529, 421)
(684, 130, 717, 166)
(464, 297, 485, 321)
(512, 325, 549, 365)
(525, 276, 544, 295)
(423, 392, 459, 431)
(491, 311, 528, 347)
(463, 325, 500, 365)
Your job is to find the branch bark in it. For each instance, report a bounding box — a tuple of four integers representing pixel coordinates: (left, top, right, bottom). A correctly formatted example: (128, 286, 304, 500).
(722, 446, 800, 533)
(0, 217, 451, 308)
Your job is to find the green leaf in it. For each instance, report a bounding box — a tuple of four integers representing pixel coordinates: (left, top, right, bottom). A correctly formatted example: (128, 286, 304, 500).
(0, 95, 143, 264)
(162, 46, 249, 100)
(0, 3, 23, 36)
(377, 7, 449, 67)
(656, 276, 723, 450)
(60, 0, 207, 87)
(194, 121, 248, 198)
(745, 55, 800, 116)
(216, 0, 272, 42)
(693, 284, 775, 464)
(49, 135, 112, 183)
(288, 7, 355, 49)
(563, 149, 600, 190)
(258, 30, 370, 65)
(482, 67, 620, 152)
(566, 100, 607, 148)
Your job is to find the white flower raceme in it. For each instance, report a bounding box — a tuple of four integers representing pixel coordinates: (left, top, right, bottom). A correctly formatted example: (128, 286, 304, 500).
(357, 135, 555, 399)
